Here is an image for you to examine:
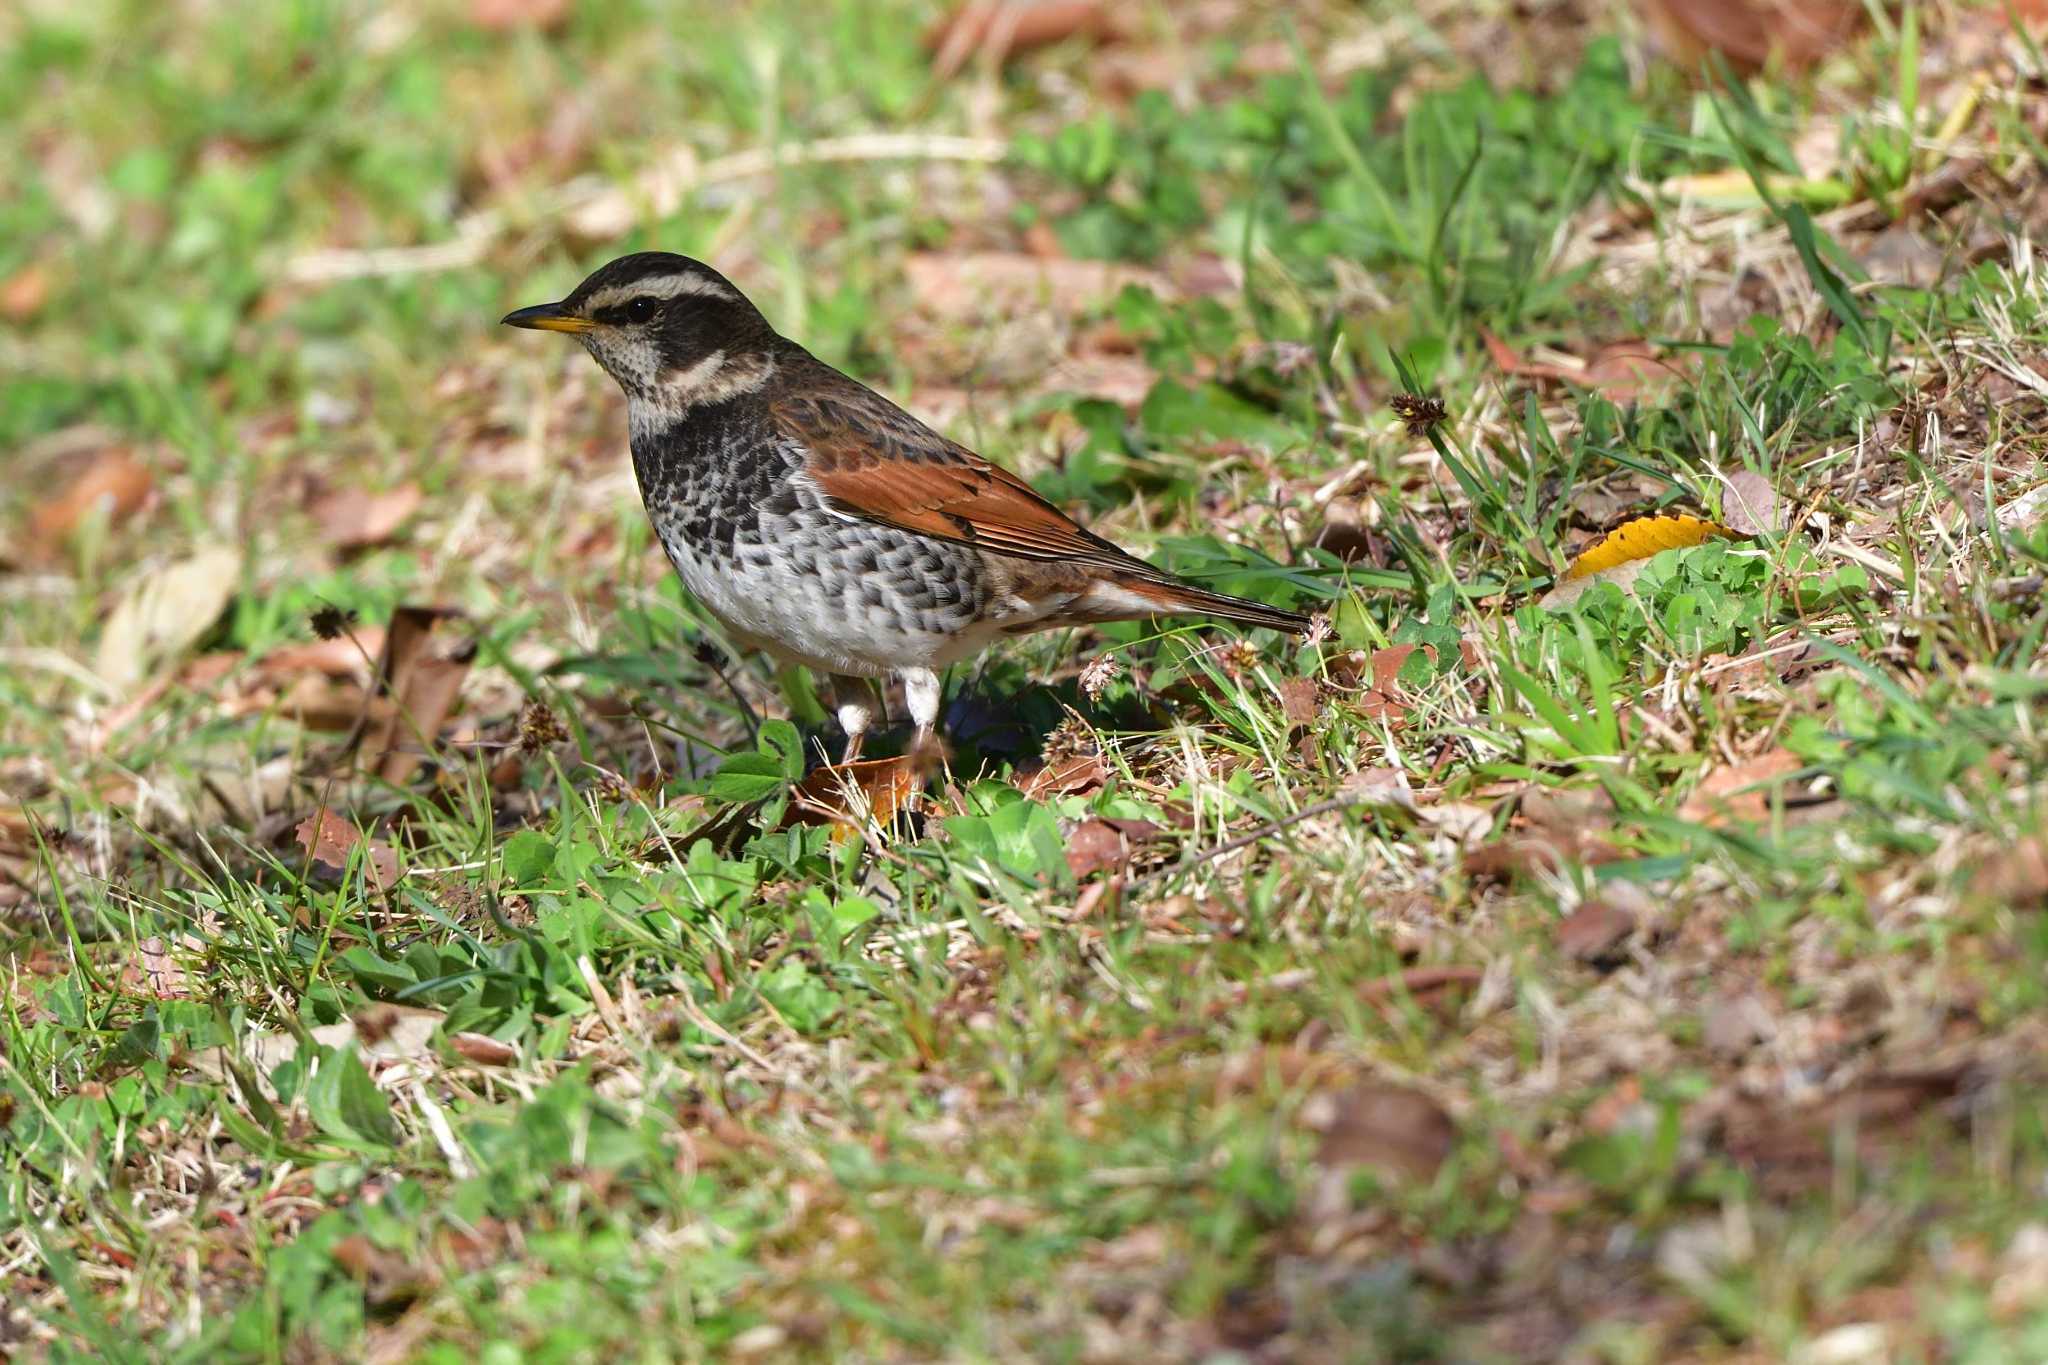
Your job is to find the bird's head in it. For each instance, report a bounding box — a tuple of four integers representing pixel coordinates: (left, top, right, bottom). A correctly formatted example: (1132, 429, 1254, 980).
(502, 252, 779, 420)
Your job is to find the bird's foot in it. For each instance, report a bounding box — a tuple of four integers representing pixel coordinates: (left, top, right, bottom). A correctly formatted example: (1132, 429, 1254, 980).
(905, 727, 950, 776)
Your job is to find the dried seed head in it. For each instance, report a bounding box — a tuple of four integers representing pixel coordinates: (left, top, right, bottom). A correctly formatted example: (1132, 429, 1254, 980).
(1220, 639, 1261, 678)
(1041, 714, 1097, 765)
(1303, 612, 1333, 648)
(309, 604, 356, 640)
(1391, 392, 1448, 437)
(1078, 654, 1122, 702)
(518, 699, 569, 754)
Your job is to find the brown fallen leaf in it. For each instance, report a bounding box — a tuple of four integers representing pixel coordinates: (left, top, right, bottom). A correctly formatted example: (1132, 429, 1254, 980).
(353, 606, 475, 785)
(1358, 965, 1484, 1024)
(120, 935, 192, 1001)
(1679, 749, 1804, 825)
(785, 755, 921, 837)
(1481, 329, 1686, 403)
(294, 807, 400, 889)
(1555, 901, 1637, 964)
(0, 804, 40, 856)
(30, 448, 153, 554)
(1306, 1080, 1456, 1183)
(272, 673, 378, 732)
(1464, 828, 1620, 883)
(257, 628, 386, 681)
(1276, 676, 1320, 728)
(295, 806, 359, 870)
(449, 1032, 519, 1066)
(1636, 0, 1865, 72)
(1064, 816, 1166, 879)
(310, 483, 424, 551)
(1339, 766, 1417, 812)
(923, 0, 1120, 78)
(1013, 750, 1109, 800)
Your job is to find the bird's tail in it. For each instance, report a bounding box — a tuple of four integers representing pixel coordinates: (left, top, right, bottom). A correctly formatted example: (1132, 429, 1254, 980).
(1113, 576, 1314, 635)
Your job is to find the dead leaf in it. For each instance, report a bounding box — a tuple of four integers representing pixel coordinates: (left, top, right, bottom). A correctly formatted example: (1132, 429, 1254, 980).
(30, 448, 153, 553)
(1014, 751, 1109, 800)
(257, 628, 386, 681)
(295, 807, 360, 871)
(1, 263, 49, 322)
(1679, 749, 1804, 825)
(1277, 677, 1320, 728)
(923, 1, 1120, 78)
(905, 251, 1161, 322)
(786, 755, 921, 836)
(1481, 329, 1687, 402)
(1305, 1080, 1456, 1183)
(1464, 828, 1621, 883)
(311, 483, 423, 551)
(1417, 801, 1493, 848)
(1996, 483, 2048, 534)
(95, 546, 240, 692)
(354, 606, 474, 785)
(1358, 966, 1483, 1021)
(1636, 0, 1865, 72)
(449, 1032, 518, 1066)
(178, 1004, 445, 1082)
(1538, 556, 1655, 611)
(1340, 766, 1417, 812)
(0, 804, 39, 856)
(120, 936, 192, 1000)
(1555, 901, 1636, 964)
(468, 0, 569, 30)
(294, 807, 400, 889)
(1064, 816, 1166, 879)
(1721, 471, 1783, 536)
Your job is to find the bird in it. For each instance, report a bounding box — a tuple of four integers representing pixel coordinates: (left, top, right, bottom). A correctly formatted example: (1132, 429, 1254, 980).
(503, 251, 1309, 763)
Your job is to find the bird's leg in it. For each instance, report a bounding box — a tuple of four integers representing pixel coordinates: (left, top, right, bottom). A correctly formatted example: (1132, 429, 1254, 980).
(829, 673, 876, 766)
(901, 666, 946, 771)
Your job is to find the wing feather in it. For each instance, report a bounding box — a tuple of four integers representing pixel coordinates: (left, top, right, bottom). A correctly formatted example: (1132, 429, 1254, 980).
(771, 388, 1163, 578)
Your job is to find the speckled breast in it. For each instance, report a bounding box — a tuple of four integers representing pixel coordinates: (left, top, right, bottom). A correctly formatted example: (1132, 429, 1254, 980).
(627, 408, 994, 674)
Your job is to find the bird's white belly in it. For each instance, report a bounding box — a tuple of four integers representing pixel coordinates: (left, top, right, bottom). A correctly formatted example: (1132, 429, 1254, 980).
(658, 529, 935, 677)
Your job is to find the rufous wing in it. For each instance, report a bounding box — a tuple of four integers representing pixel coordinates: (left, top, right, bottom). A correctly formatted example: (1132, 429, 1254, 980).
(772, 389, 1148, 575)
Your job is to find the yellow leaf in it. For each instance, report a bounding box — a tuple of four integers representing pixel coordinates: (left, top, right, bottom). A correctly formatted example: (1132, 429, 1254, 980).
(1564, 514, 1736, 582)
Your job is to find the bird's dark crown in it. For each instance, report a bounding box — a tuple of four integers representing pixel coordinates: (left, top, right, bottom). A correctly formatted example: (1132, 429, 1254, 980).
(504, 252, 781, 407)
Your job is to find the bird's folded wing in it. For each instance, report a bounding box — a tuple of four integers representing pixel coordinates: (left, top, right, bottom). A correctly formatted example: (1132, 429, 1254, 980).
(773, 389, 1159, 576)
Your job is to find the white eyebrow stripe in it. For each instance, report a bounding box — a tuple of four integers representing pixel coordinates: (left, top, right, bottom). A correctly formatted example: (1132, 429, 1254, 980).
(584, 273, 738, 311)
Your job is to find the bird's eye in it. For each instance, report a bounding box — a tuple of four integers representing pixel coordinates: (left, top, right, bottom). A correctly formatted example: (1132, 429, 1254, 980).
(625, 296, 659, 324)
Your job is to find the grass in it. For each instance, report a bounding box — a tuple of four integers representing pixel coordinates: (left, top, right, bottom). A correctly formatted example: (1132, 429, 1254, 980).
(5, 0, 2048, 1360)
